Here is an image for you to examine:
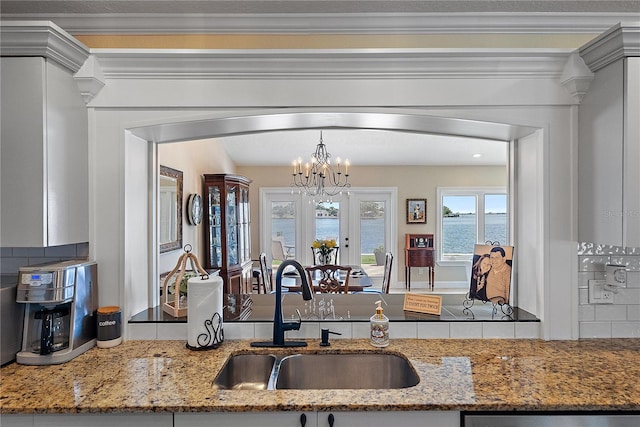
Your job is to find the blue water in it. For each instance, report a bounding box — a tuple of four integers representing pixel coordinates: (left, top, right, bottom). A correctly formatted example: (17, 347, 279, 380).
(273, 217, 384, 253)
(443, 214, 507, 254)
(273, 214, 507, 255)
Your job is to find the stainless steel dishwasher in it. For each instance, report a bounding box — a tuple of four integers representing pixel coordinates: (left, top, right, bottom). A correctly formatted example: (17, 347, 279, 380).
(463, 411, 640, 427)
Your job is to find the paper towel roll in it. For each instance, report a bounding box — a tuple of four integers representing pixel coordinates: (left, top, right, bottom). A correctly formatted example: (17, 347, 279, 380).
(187, 274, 224, 349)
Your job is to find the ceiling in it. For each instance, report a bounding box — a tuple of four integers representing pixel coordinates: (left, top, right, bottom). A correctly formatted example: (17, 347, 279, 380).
(212, 129, 508, 167)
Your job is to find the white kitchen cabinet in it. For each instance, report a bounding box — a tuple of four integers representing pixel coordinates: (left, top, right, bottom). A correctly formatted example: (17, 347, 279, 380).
(0, 413, 173, 427)
(578, 25, 640, 247)
(0, 54, 89, 247)
(317, 411, 460, 427)
(175, 412, 314, 427)
(175, 411, 460, 427)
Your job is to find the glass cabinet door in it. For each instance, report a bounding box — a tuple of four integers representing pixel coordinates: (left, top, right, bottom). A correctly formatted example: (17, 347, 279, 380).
(239, 186, 250, 265)
(207, 185, 222, 268)
(225, 184, 238, 267)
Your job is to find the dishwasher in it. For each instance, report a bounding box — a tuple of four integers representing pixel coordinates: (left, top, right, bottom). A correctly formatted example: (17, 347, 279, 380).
(462, 411, 640, 427)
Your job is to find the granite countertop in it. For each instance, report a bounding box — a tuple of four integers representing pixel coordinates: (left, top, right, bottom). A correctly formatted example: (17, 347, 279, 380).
(1, 338, 640, 414)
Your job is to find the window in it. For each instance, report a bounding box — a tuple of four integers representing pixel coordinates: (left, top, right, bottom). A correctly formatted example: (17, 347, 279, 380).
(437, 187, 508, 262)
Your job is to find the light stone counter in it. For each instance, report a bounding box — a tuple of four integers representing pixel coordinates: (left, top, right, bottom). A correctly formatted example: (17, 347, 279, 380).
(1, 339, 640, 414)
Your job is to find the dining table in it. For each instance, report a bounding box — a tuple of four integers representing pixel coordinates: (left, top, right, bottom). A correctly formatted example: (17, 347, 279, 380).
(280, 265, 373, 293)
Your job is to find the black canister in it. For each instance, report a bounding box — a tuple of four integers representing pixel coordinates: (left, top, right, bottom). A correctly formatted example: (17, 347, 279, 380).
(97, 306, 122, 348)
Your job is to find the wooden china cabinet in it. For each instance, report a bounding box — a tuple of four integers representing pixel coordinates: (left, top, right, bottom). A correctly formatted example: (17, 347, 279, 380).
(202, 174, 252, 294)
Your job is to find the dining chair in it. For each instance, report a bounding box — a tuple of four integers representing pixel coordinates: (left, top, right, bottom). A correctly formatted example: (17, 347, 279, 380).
(258, 252, 273, 294)
(272, 239, 294, 262)
(362, 252, 393, 294)
(381, 252, 394, 294)
(305, 264, 352, 293)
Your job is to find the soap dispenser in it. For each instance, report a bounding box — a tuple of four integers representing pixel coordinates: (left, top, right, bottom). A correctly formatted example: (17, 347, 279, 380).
(370, 300, 389, 347)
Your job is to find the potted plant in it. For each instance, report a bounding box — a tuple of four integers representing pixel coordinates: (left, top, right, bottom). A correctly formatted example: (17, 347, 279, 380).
(373, 244, 386, 266)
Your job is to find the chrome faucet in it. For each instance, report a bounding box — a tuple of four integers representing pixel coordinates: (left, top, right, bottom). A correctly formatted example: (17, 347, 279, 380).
(251, 260, 314, 347)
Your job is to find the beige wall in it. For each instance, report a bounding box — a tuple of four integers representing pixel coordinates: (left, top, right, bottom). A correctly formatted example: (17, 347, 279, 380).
(238, 164, 507, 283)
(158, 139, 236, 273)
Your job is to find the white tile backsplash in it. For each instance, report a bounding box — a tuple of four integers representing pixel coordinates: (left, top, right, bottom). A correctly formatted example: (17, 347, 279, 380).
(595, 305, 628, 321)
(0, 243, 90, 274)
(161, 323, 188, 340)
(612, 288, 640, 304)
(142, 320, 543, 342)
(578, 242, 640, 338)
(391, 322, 418, 338)
(578, 304, 595, 321)
(322, 322, 353, 339)
(626, 271, 640, 288)
(579, 255, 610, 271)
(482, 322, 515, 338)
(254, 322, 273, 339)
(450, 322, 483, 338)
(223, 322, 255, 340)
(128, 323, 157, 340)
(580, 321, 612, 338)
(577, 271, 594, 288)
(611, 256, 640, 271)
(628, 305, 640, 321)
(515, 322, 540, 339)
(417, 322, 450, 338)
(612, 321, 640, 338)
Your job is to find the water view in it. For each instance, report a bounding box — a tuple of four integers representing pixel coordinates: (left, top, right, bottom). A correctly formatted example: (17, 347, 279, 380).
(443, 214, 507, 255)
(274, 213, 507, 257)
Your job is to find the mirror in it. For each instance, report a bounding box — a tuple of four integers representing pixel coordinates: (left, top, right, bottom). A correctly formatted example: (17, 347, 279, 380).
(159, 165, 183, 253)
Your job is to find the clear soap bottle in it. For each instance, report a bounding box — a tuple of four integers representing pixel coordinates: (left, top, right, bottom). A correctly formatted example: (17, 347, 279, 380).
(370, 300, 389, 347)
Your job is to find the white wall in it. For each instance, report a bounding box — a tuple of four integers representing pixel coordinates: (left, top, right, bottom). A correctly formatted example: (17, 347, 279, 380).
(578, 60, 625, 245)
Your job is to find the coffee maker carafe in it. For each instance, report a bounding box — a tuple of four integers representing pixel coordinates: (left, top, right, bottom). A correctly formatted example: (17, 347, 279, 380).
(16, 261, 98, 365)
(32, 305, 70, 355)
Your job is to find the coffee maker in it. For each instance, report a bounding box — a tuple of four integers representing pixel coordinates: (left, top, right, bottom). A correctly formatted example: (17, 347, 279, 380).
(16, 260, 98, 365)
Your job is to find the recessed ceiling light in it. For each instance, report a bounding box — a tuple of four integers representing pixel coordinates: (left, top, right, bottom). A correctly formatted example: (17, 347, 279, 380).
(472, 153, 482, 158)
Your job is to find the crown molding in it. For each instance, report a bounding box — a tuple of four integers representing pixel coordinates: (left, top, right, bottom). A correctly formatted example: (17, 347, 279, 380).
(0, 21, 89, 72)
(580, 24, 640, 72)
(560, 53, 594, 103)
(1, 13, 638, 36)
(92, 48, 573, 80)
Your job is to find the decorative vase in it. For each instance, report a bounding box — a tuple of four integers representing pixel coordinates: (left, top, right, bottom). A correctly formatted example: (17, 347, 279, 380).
(319, 249, 334, 265)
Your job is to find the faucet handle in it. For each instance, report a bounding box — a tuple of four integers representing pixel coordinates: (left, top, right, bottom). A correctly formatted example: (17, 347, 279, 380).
(320, 328, 342, 346)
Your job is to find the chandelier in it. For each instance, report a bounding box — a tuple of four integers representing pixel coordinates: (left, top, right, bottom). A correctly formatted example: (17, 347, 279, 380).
(291, 131, 351, 197)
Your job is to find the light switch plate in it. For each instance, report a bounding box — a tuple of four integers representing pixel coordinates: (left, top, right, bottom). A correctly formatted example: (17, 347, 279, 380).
(589, 279, 613, 304)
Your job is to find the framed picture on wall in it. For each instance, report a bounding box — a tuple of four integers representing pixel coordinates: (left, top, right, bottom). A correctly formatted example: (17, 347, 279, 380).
(406, 198, 427, 224)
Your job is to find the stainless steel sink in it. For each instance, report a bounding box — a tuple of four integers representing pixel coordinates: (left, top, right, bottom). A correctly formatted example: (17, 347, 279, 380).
(213, 352, 420, 390)
(275, 353, 420, 389)
(212, 354, 277, 390)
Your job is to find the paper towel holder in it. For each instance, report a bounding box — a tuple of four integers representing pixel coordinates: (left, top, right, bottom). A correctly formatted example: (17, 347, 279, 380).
(186, 273, 225, 351)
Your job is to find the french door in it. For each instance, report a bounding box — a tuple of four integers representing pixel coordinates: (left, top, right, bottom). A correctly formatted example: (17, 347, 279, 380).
(260, 188, 396, 277)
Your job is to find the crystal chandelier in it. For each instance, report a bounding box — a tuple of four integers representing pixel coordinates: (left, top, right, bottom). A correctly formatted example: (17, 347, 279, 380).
(291, 131, 350, 197)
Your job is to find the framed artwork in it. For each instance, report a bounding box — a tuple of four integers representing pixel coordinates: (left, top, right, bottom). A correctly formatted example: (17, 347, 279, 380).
(406, 199, 427, 224)
(469, 244, 514, 305)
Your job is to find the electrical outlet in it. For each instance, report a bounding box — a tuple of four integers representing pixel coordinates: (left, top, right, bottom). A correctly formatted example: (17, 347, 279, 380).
(589, 279, 613, 304)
